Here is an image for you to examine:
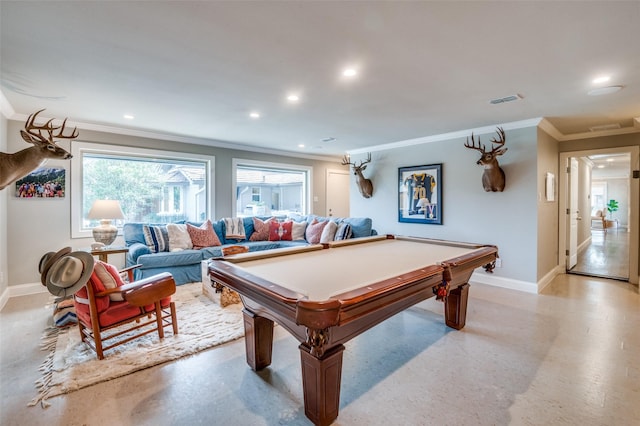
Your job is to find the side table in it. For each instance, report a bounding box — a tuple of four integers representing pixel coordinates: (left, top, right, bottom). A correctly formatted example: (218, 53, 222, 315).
(90, 246, 129, 262)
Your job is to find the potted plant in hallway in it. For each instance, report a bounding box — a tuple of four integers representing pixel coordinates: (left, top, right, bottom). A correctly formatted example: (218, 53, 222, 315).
(606, 199, 619, 228)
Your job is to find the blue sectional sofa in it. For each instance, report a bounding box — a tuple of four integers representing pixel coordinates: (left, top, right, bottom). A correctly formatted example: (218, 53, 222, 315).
(123, 215, 375, 284)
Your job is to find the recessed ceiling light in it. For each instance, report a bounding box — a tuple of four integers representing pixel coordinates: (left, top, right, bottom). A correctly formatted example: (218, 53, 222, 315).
(123, 114, 134, 120)
(592, 76, 611, 84)
(606, 158, 614, 162)
(298, 144, 305, 148)
(342, 68, 357, 77)
(287, 94, 300, 102)
(597, 165, 605, 169)
(249, 112, 260, 119)
(587, 85, 623, 96)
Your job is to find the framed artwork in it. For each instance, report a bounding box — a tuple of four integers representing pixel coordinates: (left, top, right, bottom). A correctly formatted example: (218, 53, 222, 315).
(15, 167, 66, 198)
(398, 164, 442, 224)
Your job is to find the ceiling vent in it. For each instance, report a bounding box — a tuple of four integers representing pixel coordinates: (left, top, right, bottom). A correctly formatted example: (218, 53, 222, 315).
(589, 123, 621, 132)
(489, 94, 522, 104)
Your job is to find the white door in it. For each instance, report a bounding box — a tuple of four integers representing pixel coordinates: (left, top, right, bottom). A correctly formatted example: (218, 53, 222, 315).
(326, 169, 350, 217)
(567, 158, 579, 269)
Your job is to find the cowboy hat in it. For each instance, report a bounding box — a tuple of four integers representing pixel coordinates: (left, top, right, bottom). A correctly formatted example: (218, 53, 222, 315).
(45, 251, 95, 297)
(38, 247, 72, 286)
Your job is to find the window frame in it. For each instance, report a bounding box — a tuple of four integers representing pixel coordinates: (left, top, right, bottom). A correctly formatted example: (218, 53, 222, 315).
(232, 158, 312, 217)
(71, 141, 215, 239)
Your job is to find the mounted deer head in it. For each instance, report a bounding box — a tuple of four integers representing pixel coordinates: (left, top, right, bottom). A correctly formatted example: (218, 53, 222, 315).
(464, 127, 507, 192)
(341, 152, 374, 198)
(0, 109, 77, 190)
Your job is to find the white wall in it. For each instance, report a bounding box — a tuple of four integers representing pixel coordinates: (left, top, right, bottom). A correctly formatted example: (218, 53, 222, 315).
(350, 126, 539, 290)
(5, 119, 342, 287)
(0, 114, 8, 299)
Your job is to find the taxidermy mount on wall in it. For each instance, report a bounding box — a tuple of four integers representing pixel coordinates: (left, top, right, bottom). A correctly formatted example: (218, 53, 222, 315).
(0, 109, 78, 190)
(341, 152, 374, 198)
(464, 127, 508, 192)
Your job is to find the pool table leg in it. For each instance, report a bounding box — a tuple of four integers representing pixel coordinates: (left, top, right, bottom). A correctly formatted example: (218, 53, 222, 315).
(444, 283, 469, 330)
(242, 309, 274, 370)
(299, 343, 345, 426)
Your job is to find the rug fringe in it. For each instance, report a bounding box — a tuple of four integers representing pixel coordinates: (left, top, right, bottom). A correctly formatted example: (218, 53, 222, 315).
(28, 326, 60, 408)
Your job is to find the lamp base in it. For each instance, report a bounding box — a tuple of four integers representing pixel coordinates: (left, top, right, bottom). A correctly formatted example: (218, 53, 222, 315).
(93, 220, 118, 246)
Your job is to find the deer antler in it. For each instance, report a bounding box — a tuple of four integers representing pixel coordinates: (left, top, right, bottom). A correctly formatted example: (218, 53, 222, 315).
(489, 127, 506, 153)
(341, 155, 354, 166)
(23, 109, 78, 144)
(464, 133, 486, 153)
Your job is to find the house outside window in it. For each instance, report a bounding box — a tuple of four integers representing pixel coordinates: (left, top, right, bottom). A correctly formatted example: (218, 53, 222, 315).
(234, 159, 311, 218)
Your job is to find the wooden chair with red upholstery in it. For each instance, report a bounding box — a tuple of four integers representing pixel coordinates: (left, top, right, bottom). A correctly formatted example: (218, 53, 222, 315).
(73, 261, 179, 360)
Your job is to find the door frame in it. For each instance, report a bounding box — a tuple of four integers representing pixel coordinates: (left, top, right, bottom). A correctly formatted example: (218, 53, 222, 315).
(558, 146, 639, 284)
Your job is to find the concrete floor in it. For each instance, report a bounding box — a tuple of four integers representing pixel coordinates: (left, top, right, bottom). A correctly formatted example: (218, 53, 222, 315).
(571, 228, 629, 280)
(1, 274, 639, 426)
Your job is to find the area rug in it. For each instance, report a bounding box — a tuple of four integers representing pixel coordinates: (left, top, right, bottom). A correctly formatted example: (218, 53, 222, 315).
(30, 282, 244, 408)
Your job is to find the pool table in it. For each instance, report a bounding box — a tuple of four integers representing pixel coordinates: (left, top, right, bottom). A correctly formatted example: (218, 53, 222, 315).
(208, 234, 498, 425)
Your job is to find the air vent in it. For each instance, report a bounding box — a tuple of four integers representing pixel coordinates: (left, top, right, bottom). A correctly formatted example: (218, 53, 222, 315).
(589, 123, 621, 132)
(489, 94, 522, 104)
(321, 137, 337, 143)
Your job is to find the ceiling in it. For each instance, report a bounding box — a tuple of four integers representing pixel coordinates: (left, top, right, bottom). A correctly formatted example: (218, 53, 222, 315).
(2, 1, 639, 158)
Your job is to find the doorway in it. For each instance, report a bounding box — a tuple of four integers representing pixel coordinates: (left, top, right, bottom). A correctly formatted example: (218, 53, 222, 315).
(559, 147, 639, 284)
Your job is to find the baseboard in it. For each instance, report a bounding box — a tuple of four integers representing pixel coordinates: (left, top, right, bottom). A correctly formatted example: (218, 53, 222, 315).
(0, 282, 48, 311)
(537, 265, 564, 293)
(577, 236, 592, 254)
(470, 271, 538, 294)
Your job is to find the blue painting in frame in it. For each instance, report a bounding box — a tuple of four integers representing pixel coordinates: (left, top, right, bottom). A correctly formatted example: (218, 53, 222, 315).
(398, 164, 442, 224)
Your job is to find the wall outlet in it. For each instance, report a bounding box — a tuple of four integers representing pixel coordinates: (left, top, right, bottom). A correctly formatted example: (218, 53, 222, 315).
(495, 258, 502, 268)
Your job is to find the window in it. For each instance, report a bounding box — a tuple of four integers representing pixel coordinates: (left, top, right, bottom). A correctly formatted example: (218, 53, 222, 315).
(233, 159, 311, 218)
(71, 142, 214, 238)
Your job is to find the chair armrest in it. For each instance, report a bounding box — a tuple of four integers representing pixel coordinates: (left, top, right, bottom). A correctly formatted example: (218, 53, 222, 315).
(93, 271, 172, 299)
(120, 264, 142, 282)
(122, 272, 176, 307)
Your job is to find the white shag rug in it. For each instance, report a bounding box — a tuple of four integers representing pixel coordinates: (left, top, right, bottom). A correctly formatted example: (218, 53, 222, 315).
(30, 282, 244, 408)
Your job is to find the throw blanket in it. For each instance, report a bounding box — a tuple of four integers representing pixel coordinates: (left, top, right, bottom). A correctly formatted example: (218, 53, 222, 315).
(224, 217, 246, 240)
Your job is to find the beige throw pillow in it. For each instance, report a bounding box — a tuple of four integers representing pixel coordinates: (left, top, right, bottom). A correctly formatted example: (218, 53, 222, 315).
(167, 223, 193, 251)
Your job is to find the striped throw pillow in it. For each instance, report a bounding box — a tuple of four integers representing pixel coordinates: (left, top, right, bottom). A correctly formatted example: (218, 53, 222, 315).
(142, 225, 169, 253)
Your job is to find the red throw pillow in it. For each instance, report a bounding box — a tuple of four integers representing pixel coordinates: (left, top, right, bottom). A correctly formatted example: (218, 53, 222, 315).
(250, 217, 274, 241)
(187, 220, 221, 249)
(305, 220, 328, 244)
(269, 221, 293, 241)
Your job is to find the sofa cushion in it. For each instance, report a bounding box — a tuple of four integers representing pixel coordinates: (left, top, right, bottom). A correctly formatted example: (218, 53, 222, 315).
(187, 220, 222, 249)
(320, 221, 338, 243)
(334, 222, 353, 240)
(142, 225, 169, 253)
(269, 220, 293, 241)
(305, 220, 328, 244)
(292, 221, 307, 240)
(137, 250, 203, 268)
(250, 217, 274, 241)
(167, 223, 193, 251)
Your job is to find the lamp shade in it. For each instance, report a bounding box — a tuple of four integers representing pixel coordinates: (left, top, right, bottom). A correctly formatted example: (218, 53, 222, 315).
(88, 200, 125, 220)
(88, 200, 124, 246)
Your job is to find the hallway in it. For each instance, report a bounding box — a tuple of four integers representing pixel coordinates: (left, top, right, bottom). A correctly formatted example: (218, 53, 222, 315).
(570, 228, 629, 280)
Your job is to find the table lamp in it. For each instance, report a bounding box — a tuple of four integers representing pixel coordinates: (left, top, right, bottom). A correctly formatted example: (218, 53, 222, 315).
(87, 200, 125, 246)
